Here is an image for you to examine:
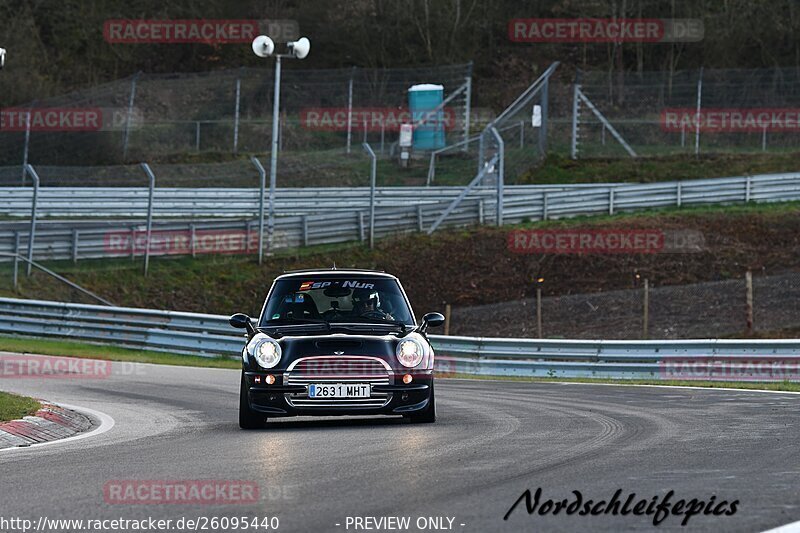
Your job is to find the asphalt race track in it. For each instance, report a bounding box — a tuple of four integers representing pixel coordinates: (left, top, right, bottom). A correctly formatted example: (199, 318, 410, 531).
(1, 354, 798, 532)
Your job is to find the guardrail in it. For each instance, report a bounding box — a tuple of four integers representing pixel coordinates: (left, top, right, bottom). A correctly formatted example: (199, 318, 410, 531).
(1, 172, 799, 264)
(1, 297, 798, 381)
(0, 199, 491, 263)
(0, 183, 602, 218)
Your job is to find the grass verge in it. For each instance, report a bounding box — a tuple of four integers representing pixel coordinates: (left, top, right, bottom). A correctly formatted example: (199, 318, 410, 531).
(0, 391, 41, 422)
(0, 335, 240, 370)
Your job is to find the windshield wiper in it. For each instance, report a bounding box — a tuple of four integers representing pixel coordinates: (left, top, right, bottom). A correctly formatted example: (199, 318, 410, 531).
(259, 318, 331, 333)
(329, 318, 412, 333)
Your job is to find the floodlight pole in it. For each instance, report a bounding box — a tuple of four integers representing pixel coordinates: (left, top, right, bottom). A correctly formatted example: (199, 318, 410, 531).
(269, 55, 282, 216)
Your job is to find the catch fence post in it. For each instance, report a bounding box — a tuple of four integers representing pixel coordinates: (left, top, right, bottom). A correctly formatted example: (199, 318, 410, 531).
(643, 279, 650, 340)
(122, 72, 141, 161)
(233, 76, 241, 154)
(140, 162, 156, 276)
(24, 164, 40, 276)
(746, 270, 754, 333)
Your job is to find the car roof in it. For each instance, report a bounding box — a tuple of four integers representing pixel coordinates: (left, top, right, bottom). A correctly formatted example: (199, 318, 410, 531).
(276, 268, 398, 280)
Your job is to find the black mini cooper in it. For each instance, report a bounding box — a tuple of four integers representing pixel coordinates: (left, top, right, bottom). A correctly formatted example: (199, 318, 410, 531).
(230, 269, 444, 428)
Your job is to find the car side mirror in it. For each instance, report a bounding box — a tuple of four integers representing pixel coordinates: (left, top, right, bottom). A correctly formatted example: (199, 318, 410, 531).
(229, 313, 255, 335)
(420, 312, 445, 333)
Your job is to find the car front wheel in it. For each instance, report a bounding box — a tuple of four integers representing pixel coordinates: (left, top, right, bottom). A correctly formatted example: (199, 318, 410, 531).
(239, 372, 267, 429)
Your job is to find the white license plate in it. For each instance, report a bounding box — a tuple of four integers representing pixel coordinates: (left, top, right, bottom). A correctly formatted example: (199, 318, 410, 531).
(308, 383, 371, 398)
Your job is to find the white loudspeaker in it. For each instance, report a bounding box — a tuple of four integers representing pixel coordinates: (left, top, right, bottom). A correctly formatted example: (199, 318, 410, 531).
(251, 36, 275, 58)
(287, 37, 310, 59)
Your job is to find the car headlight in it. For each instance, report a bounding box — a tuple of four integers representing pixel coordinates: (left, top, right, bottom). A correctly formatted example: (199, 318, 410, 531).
(249, 338, 282, 369)
(396, 338, 424, 368)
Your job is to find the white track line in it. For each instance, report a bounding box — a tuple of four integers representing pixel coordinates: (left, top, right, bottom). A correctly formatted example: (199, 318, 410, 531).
(442, 377, 800, 395)
(0, 402, 115, 453)
(763, 520, 800, 532)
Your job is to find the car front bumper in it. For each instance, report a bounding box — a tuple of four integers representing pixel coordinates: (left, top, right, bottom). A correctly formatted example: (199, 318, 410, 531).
(244, 370, 433, 417)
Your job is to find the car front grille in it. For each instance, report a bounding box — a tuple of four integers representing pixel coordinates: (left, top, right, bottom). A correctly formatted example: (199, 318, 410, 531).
(285, 356, 392, 409)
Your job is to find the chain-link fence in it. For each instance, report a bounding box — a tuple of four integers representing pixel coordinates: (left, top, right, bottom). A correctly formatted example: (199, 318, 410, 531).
(449, 270, 800, 340)
(0, 63, 475, 186)
(3, 65, 800, 191)
(552, 67, 800, 159)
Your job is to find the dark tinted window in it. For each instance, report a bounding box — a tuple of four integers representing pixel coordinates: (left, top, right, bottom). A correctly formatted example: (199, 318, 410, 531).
(261, 277, 414, 325)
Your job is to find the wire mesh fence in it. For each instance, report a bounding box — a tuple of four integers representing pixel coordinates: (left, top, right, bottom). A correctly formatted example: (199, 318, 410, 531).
(0, 64, 476, 187)
(448, 270, 800, 340)
(553, 67, 800, 158)
(3, 65, 800, 191)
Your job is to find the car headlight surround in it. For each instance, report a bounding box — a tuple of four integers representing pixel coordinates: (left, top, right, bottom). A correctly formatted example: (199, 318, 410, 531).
(249, 338, 282, 369)
(396, 338, 424, 368)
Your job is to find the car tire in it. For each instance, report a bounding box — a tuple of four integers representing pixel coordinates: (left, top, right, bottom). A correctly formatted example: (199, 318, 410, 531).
(407, 381, 436, 424)
(239, 372, 267, 429)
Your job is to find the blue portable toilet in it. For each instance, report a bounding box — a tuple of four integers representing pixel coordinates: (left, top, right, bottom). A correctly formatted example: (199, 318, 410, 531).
(408, 84, 446, 150)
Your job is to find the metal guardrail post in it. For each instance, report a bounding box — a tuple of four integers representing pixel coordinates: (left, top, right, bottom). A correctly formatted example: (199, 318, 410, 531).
(71, 229, 79, 264)
(23, 164, 39, 276)
(745, 175, 752, 202)
(190, 224, 196, 258)
(362, 142, 377, 248)
(490, 127, 504, 226)
(609, 189, 615, 215)
(302, 216, 309, 246)
(12, 232, 19, 288)
(129, 226, 136, 261)
(542, 192, 549, 221)
(677, 183, 682, 207)
(140, 163, 156, 276)
(251, 157, 267, 263)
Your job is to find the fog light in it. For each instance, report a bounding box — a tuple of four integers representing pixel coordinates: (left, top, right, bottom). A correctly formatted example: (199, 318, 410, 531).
(266, 374, 276, 385)
(401, 393, 409, 401)
(402, 374, 413, 384)
(254, 375, 262, 384)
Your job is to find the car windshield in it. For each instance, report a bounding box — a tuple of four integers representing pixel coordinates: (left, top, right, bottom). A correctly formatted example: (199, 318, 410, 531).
(260, 277, 414, 326)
